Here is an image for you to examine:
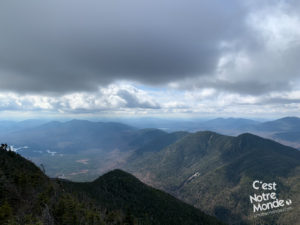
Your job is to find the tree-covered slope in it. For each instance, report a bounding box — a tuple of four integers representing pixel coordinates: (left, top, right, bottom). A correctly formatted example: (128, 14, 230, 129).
(0, 144, 224, 225)
(255, 117, 300, 133)
(63, 169, 225, 225)
(0, 143, 115, 224)
(124, 132, 300, 225)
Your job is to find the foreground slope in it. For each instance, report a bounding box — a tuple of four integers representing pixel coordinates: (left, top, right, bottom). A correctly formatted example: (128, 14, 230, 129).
(124, 131, 300, 225)
(0, 144, 224, 225)
(63, 169, 224, 225)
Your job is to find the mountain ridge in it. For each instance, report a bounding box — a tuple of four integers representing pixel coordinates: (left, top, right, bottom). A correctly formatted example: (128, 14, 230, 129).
(0, 144, 225, 225)
(123, 131, 300, 225)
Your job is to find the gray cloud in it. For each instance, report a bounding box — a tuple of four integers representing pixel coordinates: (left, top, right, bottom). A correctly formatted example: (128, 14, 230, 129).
(0, 0, 246, 93)
(167, 1, 300, 95)
(0, 0, 299, 98)
(259, 97, 300, 105)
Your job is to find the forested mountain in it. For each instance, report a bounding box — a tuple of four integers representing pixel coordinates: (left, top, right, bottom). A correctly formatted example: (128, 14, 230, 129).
(1, 118, 300, 224)
(0, 120, 136, 154)
(0, 144, 224, 225)
(0, 120, 48, 135)
(0, 120, 172, 181)
(123, 132, 300, 225)
(254, 117, 300, 132)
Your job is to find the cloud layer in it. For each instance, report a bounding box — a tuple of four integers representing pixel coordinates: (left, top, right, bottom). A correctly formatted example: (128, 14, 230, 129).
(0, 0, 300, 117)
(0, 84, 159, 113)
(0, 0, 245, 93)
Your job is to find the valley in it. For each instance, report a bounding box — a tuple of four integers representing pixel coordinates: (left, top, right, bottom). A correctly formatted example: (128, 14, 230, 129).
(0, 118, 300, 224)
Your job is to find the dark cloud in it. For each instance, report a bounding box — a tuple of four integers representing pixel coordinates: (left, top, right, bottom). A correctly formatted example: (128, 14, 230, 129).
(0, 0, 246, 93)
(1, 0, 299, 98)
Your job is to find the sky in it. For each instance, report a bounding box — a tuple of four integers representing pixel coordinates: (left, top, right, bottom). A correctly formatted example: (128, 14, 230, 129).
(1, 0, 300, 119)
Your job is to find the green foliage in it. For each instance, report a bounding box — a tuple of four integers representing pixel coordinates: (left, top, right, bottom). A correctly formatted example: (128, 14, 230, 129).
(0, 201, 13, 224)
(124, 132, 300, 224)
(54, 193, 105, 225)
(62, 169, 225, 225)
(0, 143, 224, 225)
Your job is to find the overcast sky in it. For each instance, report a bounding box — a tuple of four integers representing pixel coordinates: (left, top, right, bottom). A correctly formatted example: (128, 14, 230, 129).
(1, 0, 300, 119)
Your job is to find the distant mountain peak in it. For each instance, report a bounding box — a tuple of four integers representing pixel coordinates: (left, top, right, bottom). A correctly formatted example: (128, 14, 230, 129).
(279, 116, 299, 119)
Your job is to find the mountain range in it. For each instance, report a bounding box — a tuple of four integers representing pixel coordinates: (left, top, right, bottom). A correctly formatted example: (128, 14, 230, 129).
(2, 116, 300, 149)
(123, 131, 300, 225)
(0, 144, 224, 225)
(0, 117, 300, 224)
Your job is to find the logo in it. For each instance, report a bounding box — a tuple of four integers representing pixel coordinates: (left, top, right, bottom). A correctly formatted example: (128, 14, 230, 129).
(249, 180, 292, 216)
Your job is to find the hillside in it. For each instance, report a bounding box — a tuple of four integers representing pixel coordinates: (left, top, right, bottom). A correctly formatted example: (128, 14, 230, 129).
(0, 120, 136, 154)
(0, 120, 48, 135)
(62, 169, 224, 225)
(0, 121, 172, 181)
(254, 117, 300, 133)
(2, 118, 300, 181)
(0, 144, 224, 225)
(123, 132, 300, 225)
